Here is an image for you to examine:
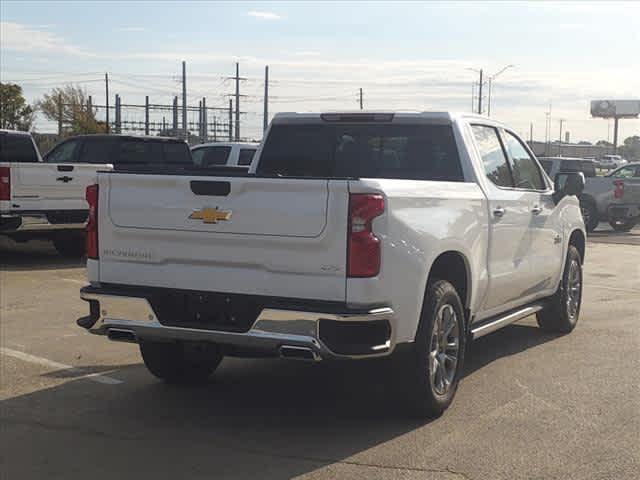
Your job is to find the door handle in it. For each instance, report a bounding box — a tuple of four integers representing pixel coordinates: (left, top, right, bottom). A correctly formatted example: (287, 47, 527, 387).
(57, 165, 74, 172)
(493, 207, 506, 218)
(531, 205, 542, 215)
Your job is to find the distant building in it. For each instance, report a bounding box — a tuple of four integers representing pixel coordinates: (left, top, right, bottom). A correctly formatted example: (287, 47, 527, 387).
(527, 140, 610, 159)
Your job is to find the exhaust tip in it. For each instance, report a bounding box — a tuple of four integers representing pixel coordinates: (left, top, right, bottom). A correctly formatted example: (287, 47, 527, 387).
(107, 329, 137, 343)
(280, 345, 320, 361)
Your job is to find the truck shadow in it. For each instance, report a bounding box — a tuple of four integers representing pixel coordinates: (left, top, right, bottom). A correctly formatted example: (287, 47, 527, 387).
(1, 321, 558, 479)
(0, 238, 83, 271)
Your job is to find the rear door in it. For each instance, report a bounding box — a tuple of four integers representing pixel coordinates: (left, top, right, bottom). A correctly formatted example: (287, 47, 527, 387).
(99, 173, 349, 301)
(471, 125, 534, 312)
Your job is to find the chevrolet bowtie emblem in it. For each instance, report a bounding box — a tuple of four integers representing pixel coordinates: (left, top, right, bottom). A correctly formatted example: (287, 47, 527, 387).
(189, 207, 232, 224)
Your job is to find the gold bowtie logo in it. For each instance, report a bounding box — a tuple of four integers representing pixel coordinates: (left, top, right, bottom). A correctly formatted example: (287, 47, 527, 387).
(189, 207, 232, 224)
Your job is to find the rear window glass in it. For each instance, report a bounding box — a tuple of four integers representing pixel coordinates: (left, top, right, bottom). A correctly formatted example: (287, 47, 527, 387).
(114, 139, 191, 165)
(257, 124, 463, 181)
(238, 148, 256, 166)
(560, 160, 596, 178)
(0, 134, 39, 163)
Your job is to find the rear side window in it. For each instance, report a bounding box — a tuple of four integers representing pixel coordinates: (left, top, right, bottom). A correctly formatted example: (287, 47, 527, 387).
(114, 139, 191, 165)
(502, 131, 545, 189)
(79, 137, 117, 164)
(472, 125, 512, 188)
(193, 146, 231, 166)
(258, 124, 463, 181)
(559, 160, 596, 178)
(238, 148, 256, 166)
(539, 159, 553, 175)
(0, 134, 39, 163)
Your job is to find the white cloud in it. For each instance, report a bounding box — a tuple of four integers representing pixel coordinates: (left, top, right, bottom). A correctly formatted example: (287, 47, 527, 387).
(0, 22, 92, 57)
(247, 10, 281, 20)
(117, 26, 147, 32)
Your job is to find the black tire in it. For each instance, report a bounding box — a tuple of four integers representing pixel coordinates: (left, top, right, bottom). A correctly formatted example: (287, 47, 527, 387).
(399, 280, 466, 418)
(609, 220, 636, 232)
(139, 341, 223, 384)
(579, 200, 599, 233)
(537, 245, 583, 333)
(52, 233, 85, 258)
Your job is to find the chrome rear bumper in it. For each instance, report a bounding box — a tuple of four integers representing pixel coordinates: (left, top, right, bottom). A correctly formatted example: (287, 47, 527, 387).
(79, 288, 395, 361)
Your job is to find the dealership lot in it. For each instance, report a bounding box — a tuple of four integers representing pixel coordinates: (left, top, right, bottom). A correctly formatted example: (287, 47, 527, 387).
(1, 231, 638, 480)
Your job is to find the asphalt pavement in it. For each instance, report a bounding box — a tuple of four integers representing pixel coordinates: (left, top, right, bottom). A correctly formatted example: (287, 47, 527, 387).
(1, 231, 638, 480)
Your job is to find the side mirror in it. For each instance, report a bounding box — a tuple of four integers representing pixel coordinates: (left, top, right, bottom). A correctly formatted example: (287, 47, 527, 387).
(553, 171, 585, 203)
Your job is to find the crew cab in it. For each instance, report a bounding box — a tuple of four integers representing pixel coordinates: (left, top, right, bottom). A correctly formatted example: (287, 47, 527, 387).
(0, 132, 192, 256)
(540, 156, 640, 232)
(77, 112, 586, 417)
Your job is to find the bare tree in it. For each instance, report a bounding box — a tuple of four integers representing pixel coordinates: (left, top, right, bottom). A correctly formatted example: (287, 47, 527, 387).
(38, 84, 106, 135)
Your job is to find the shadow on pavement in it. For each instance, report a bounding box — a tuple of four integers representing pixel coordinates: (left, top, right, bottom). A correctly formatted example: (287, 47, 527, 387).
(1, 322, 560, 479)
(0, 238, 84, 271)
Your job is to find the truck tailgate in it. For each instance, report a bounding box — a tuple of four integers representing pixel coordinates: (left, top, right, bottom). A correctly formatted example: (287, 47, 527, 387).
(14, 163, 106, 206)
(98, 173, 349, 301)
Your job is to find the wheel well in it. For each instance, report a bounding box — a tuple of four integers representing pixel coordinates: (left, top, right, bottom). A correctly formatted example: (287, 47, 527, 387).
(569, 229, 585, 262)
(427, 251, 469, 309)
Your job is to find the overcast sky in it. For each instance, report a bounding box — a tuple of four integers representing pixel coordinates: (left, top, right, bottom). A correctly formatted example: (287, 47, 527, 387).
(1, 1, 639, 142)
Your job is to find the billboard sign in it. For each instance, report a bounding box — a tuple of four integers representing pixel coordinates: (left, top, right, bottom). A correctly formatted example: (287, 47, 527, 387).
(591, 100, 640, 118)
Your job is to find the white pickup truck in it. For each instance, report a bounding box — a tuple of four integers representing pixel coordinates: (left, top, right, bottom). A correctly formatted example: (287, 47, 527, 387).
(1, 131, 193, 256)
(78, 112, 586, 417)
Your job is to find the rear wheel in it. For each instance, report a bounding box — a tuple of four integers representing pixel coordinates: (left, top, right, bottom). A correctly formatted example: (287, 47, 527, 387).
(52, 233, 85, 258)
(579, 200, 598, 233)
(609, 220, 636, 232)
(537, 245, 582, 333)
(140, 341, 223, 384)
(399, 280, 466, 418)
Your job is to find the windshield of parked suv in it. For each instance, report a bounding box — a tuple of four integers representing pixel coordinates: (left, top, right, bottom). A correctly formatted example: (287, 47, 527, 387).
(0, 133, 39, 163)
(257, 123, 463, 180)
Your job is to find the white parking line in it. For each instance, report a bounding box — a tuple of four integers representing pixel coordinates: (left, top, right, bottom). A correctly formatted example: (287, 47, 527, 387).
(60, 278, 87, 286)
(0, 347, 123, 385)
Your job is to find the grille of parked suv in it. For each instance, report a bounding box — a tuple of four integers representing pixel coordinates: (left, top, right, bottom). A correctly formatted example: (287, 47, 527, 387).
(46, 210, 89, 224)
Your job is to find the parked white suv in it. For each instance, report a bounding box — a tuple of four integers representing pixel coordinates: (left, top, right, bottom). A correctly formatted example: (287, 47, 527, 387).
(78, 112, 586, 417)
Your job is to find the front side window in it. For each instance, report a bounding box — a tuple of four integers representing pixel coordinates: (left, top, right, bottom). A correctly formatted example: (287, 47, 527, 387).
(45, 139, 80, 163)
(80, 138, 116, 164)
(238, 148, 256, 166)
(502, 131, 546, 190)
(471, 125, 512, 188)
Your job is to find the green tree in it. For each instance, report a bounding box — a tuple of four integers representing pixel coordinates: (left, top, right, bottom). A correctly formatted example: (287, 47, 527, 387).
(38, 84, 106, 135)
(621, 135, 640, 161)
(596, 140, 613, 147)
(0, 83, 35, 131)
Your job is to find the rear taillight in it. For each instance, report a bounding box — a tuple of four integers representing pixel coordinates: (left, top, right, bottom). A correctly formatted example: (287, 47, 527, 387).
(347, 194, 385, 278)
(614, 180, 625, 199)
(0, 166, 10, 201)
(85, 184, 99, 259)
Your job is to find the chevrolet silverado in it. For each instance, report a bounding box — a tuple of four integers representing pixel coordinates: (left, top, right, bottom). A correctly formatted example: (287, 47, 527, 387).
(77, 112, 586, 417)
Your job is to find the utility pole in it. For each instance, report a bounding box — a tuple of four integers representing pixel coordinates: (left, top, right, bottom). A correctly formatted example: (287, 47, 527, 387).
(88, 95, 92, 114)
(558, 119, 565, 156)
(172, 96, 178, 132)
(530, 122, 533, 143)
(57, 93, 63, 138)
(105, 73, 110, 133)
(477, 69, 483, 115)
(613, 117, 620, 155)
(198, 100, 202, 141)
(486, 79, 492, 117)
(263, 65, 269, 134)
(234, 62, 240, 141)
(213, 117, 217, 142)
(144, 95, 149, 135)
(202, 97, 207, 143)
(182, 61, 187, 139)
(359, 88, 363, 110)
(115, 94, 121, 134)
(228, 98, 233, 142)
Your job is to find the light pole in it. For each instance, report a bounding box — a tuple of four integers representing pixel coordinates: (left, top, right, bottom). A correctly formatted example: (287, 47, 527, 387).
(466, 67, 483, 114)
(486, 64, 515, 117)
